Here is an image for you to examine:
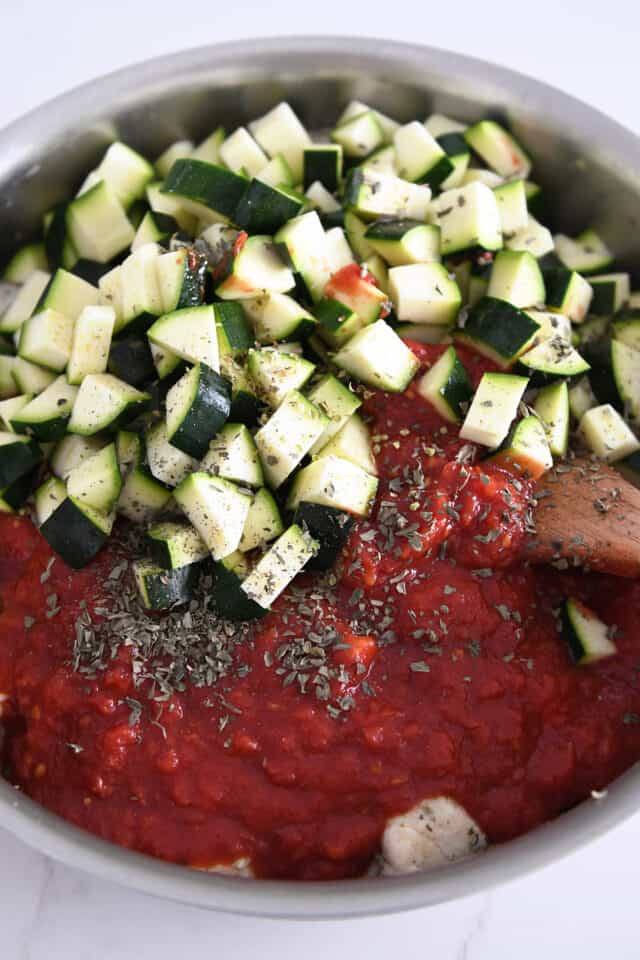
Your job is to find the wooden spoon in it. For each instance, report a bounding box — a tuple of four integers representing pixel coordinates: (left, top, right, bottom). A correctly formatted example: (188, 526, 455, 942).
(525, 457, 640, 577)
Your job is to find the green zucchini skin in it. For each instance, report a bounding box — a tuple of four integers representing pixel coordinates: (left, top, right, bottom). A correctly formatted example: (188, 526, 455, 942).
(39, 499, 110, 569)
(162, 159, 247, 220)
(44, 202, 74, 271)
(135, 561, 200, 610)
(303, 146, 342, 192)
(455, 296, 540, 367)
(1, 467, 39, 512)
(172, 245, 208, 310)
(208, 561, 268, 621)
(234, 180, 304, 235)
(108, 335, 156, 387)
(293, 501, 354, 571)
(215, 302, 254, 355)
(0, 438, 43, 489)
(167, 363, 232, 459)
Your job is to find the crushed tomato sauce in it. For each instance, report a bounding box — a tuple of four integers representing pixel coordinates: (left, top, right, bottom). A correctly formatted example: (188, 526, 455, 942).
(2, 341, 640, 880)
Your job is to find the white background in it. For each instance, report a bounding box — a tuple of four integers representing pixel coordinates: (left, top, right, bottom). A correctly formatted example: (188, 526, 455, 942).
(1, 1, 639, 956)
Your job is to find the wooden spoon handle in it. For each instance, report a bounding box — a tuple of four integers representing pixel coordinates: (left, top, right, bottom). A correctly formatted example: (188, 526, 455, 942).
(525, 457, 640, 577)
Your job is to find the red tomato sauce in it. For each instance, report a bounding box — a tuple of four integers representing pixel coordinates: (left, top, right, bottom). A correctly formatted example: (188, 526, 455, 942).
(2, 342, 640, 880)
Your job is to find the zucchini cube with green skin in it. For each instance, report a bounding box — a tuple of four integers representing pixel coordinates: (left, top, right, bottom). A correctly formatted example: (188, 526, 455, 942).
(221, 356, 262, 426)
(613, 312, 640, 351)
(364, 220, 441, 267)
(247, 348, 315, 408)
(117, 466, 172, 524)
(150, 341, 184, 381)
(219, 126, 268, 176)
(393, 121, 453, 188)
(533, 381, 570, 457)
(191, 126, 225, 165)
(568, 377, 597, 422)
(201, 422, 263, 488)
(36, 268, 99, 322)
(147, 521, 209, 570)
(416, 346, 473, 424)
(118, 243, 164, 334)
(107, 334, 155, 388)
(257, 153, 295, 189)
(11, 376, 78, 440)
(241, 293, 315, 343)
(313, 298, 360, 348)
(344, 210, 375, 260)
(216, 236, 295, 300)
(156, 246, 207, 315)
(0, 356, 17, 399)
(487, 250, 545, 309)
(455, 297, 541, 369)
(94, 142, 154, 209)
(239, 488, 284, 552)
(338, 100, 400, 144)
(431, 183, 502, 256)
(240, 524, 317, 610)
(554, 230, 613, 275)
(493, 180, 528, 237)
(331, 110, 385, 158)
(11, 358, 56, 395)
(249, 102, 312, 184)
(292, 502, 354, 572)
(51, 434, 107, 481)
(134, 559, 200, 611)
(525, 309, 572, 345)
(36, 476, 114, 570)
(68, 373, 149, 436)
(505, 215, 554, 259)
(67, 181, 135, 263)
(0, 395, 32, 432)
(363, 254, 389, 294)
(544, 268, 593, 324)
(165, 362, 231, 459)
(147, 181, 197, 234)
(586, 338, 640, 423)
(18, 308, 75, 372)
(0, 468, 38, 514)
(255, 390, 328, 488)
(274, 211, 332, 304)
(345, 169, 432, 222)
(464, 121, 531, 179)
(0, 270, 50, 335)
(388, 263, 461, 325)
(67, 305, 115, 385)
(208, 551, 267, 622)
(132, 209, 179, 250)
(393, 323, 452, 344)
(488, 414, 553, 480)
(234, 179, 305, 235)
(519, 336, 590, 380)
(306, 181, 341, 215)
(286, 454, 378, 518)
(174, 472, 252, 559)
(307, 374, 362, 455)
(333, 320, 420, 393)
(460, 372, 529, 448)
(66, 441, 122, 513)
(587, 273, 630, 315)
(147, 304, 219, 371)
(562, 598, 617, 665)
(579, 403, 640, 462)
(315, 412, 377, 476)
(215, 301, 254, 361)
(161, 159, 248, 221)
(2, 243, 48, 284)
(303, 145, 343, 192)
(436, 132, 471, 189)
(0, 432, 42, 488)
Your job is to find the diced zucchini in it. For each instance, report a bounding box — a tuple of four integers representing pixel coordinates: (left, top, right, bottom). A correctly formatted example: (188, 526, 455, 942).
(94, 142, 154, 209)
(161, 158, 248, 222)
(67, 181, 135, 263)
(363, 254, 389, 294)
(247, 348, 314, 408)
(325, 265, 388, 325)
(533, 381, 570, 457)
(274, 211, 332, 303)
(174, 472, 252, 559)
(190, 126, 225, 164)
(216, 235, 295, 300)
(242, 293, 315, 343)
(315, 412, 377, 476)
(338, 100, 400, 144)
(303, 145, 343, 192)
(455, 297, 541, 369)
(2, 244, 48, 284)
(0, 469, 38, 514)
(461, 168, 505, 189)
(201, 422, 263, 488)
(249, 102, 311, 184)
(219, 126, 268, 176)
(11, 357, 56, 395)
(67, 305, 115, 385)
(588, 273, 630, 315)
(460, 372, 529, 448)
(569, 377, 598, 421)
(394, 323, 452, 344)
(214, 302, 254, 364)
(505, 215, 555, 259)
(464, 121, 531, 179)
(165, 362, 231, 458)
(240, 524, 316, 609)
(117, 243, 163, 333)
(147, 304, 219, 371)
(68, 373, 149, 435)
(416, 346, 473, 424)
(0, 270, 51, 334)
(437, 132, 471, 189)
(364, 219, 441, 267)
(525, 309, 572, 344)
(51, 434, 106, 480)
(576, 314, 610, 348)
(579, 403, 640, 461)
(147, 180, 197, 233)
(66, 441, 122, 512)
(307, 373, 362, 455)
(393, 121, 453, 187)
(333, 320, 419, 392)
(36, 268, 99, 322)
(488, 414, 553, 479)
(554, 229, 614, 275)
(431, 183, 502, 255)
(0, 431, 42, 488)
(207, 551, 265, 622)
(388, 263, 461, 325)
(239, 487, 283, 552)
(18, 308, 74, 372)
(147, 521, 208, 570)
(0, 394, 32, 432)
(544, 268, 593, 324)
(314, 298, 361, 349)
(145, 420, 198, 488)
(586, 338, 640, 423)
(613, 313, 640, 352)
(234, 179, 305, 235)
(11, 375, 77, 440)
(0, 356, 17, 399)
(255, 390, 328, 488)
(345, 168, 432, 222)
(256, 152, 295, 189)
(292, 501, 354, 571)
(117, 464, 171, 524)
(493, 180, 528, 237)
(107, 334, 155, 388)
(36, 475, 114, 569)
(344, 210, 375, 260)
(287, 454, 378, 517)
(134, 560, 199, 610)
(132, 210, 178, 251)
(325, 227, 356, 273)
(154, 246, 207, 316)
(562, 598, 617, 664)
(487, 250, 545, 309)
(332, 110, 384, 158)
(155, 141, 194, 179)
(519, 336, 590, 379)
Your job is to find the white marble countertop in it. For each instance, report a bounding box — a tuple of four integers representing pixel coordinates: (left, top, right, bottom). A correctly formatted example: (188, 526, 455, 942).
(1, 1, 639, 956)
